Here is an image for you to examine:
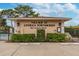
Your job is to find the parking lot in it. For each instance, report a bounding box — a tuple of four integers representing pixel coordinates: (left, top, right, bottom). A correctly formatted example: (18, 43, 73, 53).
(0, 41, 79, 56)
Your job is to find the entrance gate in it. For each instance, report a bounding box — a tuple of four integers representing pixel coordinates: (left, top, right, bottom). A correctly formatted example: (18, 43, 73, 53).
(37, 29, 45, 41)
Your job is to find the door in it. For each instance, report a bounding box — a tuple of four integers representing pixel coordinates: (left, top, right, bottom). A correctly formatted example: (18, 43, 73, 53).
(37, 29, 45, 41)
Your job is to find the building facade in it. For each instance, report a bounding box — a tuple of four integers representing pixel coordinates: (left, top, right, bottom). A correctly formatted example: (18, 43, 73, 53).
(9, 17, 71, 36)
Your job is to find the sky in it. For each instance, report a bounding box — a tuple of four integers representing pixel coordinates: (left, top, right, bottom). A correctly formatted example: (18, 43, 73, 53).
(0, 3, 79, 26)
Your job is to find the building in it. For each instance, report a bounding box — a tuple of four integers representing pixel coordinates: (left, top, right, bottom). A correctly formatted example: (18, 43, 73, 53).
(8, 17, 71, 36)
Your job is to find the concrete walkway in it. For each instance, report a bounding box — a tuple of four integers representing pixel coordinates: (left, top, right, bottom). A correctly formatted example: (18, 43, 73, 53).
(0, 41, 79, 56)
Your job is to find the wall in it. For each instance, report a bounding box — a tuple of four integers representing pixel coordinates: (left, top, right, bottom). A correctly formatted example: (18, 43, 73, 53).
(13, 20, 64, 34)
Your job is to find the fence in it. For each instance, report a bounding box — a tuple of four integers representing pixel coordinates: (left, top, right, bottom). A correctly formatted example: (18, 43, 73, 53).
(0, 31, 10, 41)
(65, 27, 79, 37)
(0, 34, 9, 41)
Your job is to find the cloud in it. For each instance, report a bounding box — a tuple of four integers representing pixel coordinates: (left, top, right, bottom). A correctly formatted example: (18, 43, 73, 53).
(64, 3, 76, 11)
(0, 3, 79, 26)
(65, 19, 79, 26)
(33, 4, 52, 16)
(33, 3, 79, 26)
(0, 9, 3, 11)
(33, 3, 65, 17)
(64, 3, 79, 15)
(33, 3, 79, 16)
(62, 3, 79, 26)
(52, 4, 65, 16)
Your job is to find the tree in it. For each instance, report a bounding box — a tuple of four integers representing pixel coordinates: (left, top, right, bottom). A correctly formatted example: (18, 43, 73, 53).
(0, 5, 39, 32)
(28, 11, 39, 17)
(14, 5, 39, 17)
(0, 5, 39, 18)
(0, 18, 6, 26)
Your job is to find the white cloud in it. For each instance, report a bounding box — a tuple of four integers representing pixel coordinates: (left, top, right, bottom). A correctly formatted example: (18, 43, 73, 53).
(52, 4, 65, 16)
(65, 19, 79, 26)
(0, 9, 3, 11)
(34, 3, 50, 9)
(33, 8, 51, 16)
(33, 3, 79, 26)
(0, 3, 79, 26)
(33, 3, 79, 16)
(63, 3, 79, 26)
(72, 15, 79, 24)
(33, 3, 65, 17)
(64, 3, 79, 14)
(64, 3, 76, 10)
(33, 4, 52, 16)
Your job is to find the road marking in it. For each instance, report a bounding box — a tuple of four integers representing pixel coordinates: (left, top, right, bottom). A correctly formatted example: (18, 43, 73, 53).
(28, 43, 41, 45)
(60, 43, 79, 45)
(19, 43, 41, 45)
(19, 43, 28, 45)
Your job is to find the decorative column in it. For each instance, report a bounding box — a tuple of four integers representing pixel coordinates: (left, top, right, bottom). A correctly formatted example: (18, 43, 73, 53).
(13, 21, 17, 34)
(61, 23, 64, 33)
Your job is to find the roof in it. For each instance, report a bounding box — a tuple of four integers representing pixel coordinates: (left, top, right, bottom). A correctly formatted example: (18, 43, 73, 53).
(8, 17, 71, 21)
(74, 28, 79, 30)
(72, 26, 79, 30)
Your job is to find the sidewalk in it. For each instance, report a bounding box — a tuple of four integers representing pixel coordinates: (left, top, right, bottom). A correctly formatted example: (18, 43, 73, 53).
(0, 41, 79, 56)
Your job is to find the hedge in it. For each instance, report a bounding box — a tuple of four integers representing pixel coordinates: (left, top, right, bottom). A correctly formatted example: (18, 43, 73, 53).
(11, 33, 67, 42)
(11, 34, 35, 42)
(47, 33, 66, 42)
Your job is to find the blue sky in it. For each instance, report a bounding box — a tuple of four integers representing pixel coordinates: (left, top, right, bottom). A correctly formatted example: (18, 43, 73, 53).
(0, 3, 79, 26)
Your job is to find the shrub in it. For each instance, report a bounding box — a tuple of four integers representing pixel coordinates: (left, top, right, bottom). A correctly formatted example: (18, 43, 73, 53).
(22, 34, 35, 42)
(11, 34, 22, 42)
(11, 34, 35, 42)
(47, 33, 66, 42)
(11, 33, 69, 42)
(65, 33, 72, 41)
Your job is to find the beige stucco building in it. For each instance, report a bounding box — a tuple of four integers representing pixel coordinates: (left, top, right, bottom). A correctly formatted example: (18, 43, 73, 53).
(9, 17, 71, 36)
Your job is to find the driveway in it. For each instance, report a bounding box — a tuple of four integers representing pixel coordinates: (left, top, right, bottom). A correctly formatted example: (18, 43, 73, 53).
(0, 41, 79, 56)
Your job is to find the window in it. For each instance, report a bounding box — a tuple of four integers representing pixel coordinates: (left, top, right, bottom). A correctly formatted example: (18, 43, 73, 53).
(48, 24, 55, 26)
(57, 27, 61, 33)
(31, 21, 35, 23)
(59, 23, 61, 26)
(17, 23, 20, 26)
